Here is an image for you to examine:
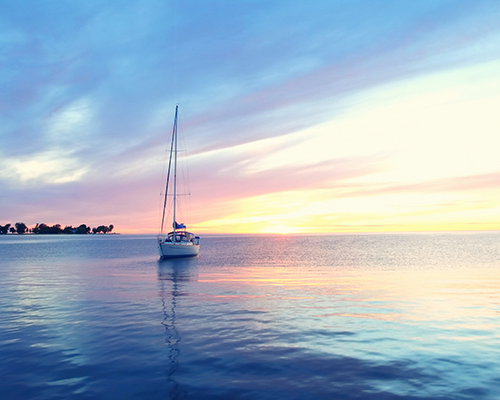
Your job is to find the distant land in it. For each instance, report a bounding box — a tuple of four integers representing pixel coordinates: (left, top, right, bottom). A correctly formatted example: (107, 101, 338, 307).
(0, 223, 115, 235)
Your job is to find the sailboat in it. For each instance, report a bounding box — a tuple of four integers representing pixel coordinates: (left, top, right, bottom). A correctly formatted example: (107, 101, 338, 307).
(157, 105, 200, 259)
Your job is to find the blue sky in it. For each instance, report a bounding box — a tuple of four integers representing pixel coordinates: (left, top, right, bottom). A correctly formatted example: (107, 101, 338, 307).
(1, 0, 500, 233)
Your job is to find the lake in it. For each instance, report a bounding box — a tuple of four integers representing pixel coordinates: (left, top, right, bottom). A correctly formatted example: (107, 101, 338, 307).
(1, 232, 499, 399)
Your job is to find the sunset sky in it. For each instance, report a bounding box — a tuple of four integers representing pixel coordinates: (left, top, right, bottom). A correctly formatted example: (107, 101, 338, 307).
(1, 0, 500, 234)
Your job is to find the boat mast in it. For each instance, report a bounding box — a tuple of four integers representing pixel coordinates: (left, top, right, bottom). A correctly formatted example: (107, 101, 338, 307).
(172, 104, 179, 243)
(160, 105, 177, 237)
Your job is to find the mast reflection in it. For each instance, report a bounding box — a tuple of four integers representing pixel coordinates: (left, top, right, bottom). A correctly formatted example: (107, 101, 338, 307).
(158, 257, 198, 400)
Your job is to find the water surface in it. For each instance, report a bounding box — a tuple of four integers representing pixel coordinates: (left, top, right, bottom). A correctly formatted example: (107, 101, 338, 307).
(1, 233, 499, 399)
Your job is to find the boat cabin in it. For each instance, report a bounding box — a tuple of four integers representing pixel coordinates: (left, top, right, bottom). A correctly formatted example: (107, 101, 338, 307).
(164, 231, 200, 245)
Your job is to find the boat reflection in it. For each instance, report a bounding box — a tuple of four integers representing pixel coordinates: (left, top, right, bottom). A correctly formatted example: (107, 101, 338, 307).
(158, 257, 198, 400)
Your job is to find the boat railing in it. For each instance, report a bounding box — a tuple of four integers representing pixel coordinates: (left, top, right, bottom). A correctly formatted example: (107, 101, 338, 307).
(162, 231, 200, 245)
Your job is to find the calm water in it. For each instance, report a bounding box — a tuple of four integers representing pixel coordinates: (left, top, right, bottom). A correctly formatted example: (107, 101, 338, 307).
(1, 233, 499, 400)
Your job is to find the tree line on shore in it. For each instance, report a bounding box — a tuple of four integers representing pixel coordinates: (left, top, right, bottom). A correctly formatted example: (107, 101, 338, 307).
(0, 223, 114, 235)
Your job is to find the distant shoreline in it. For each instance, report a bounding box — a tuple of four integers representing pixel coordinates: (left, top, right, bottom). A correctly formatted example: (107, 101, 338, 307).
(0, 232, 120, 235)
(0, 223, 115, 235)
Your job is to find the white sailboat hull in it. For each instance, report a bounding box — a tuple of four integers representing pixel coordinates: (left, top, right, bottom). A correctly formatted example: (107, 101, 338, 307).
(158, 240, 200, 258)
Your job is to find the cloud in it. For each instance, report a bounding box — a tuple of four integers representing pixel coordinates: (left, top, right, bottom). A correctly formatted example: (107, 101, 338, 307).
(344, 172, 500, 199)
(179, 1, 500, 154)
(0, 150, 89, 185)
